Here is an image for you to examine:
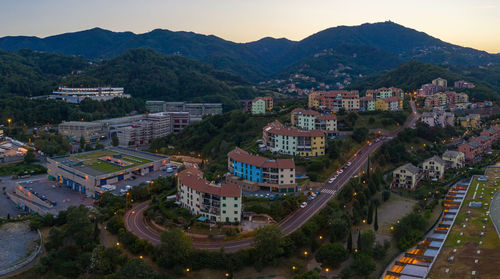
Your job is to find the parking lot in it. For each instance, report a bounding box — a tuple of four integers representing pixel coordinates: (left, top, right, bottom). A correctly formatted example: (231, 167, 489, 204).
(17, 178, 94, 215)
(109, 168, 178, 195)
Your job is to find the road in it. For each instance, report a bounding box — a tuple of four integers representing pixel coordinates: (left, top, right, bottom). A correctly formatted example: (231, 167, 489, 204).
(124, 102, 420, 252)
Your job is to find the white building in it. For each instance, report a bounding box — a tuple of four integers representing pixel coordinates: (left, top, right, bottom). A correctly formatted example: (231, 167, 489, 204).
(177, 167, 242, 223)
(50, 87, 130, 103)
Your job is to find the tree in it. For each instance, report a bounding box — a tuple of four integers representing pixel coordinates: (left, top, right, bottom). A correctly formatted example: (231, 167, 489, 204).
(254, 225, 284, 265)
(329, 215, 349, 242)
(367, 202, 374, 224)
(293, 270, 321, 279)
(356, 230, 360, 250)
(315, 242, 348, 268)
(374, 206, 379, 231)
(155, 228, 192, 268)
(352, 252, 376, 277)
(118, 259, 156, 279)
(358, 230, 375, 254)
(347, 230, 353, 252)
(112, 133, 119, 147)
(352, 127, 368, 143)
(382, 190, 391, 202)
(24, 149, 36, 163)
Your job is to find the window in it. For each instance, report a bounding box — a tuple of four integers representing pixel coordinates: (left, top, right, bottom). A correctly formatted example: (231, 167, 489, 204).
(234, 211, 238, 214)
(223, 203, 226, 207)
(234, 197, 238, 201)
(234, 204, 238, 207)
(222, 210, 226, 214)
(222, 197, 226, 200)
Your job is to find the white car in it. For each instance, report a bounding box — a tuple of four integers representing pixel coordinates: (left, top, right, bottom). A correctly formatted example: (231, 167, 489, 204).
(300, 202, 308, 208)
(329, 179, 334, 183)
(347, 162, 352, 167)
(368, 142, 373, 146)
(338, 169, 343, 174)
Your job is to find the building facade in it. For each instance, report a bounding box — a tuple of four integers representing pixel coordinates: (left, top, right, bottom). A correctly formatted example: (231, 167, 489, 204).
(227, 147, 296, 193)
(422, 155, 446, 180)
(58, 121, 106, 142)
(47, 147, 169, 198)
(145, 101, 222, 121)
(177, 167, 242, 223)
(442, 150, 465, 169)
(50, 87, 130, 103)
(263, 121, 326, 157)
(392, 163, 421, 190)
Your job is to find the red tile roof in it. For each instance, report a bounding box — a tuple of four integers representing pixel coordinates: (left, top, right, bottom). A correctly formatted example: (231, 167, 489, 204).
(265, 121, 326, 137)
(316, 114, 337, 120)
(291, 108, 319, 116)
(228, 147, 295, 169)
(178, 168, 241, 197)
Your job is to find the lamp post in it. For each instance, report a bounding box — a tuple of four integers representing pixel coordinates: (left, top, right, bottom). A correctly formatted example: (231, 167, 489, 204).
(7, 118, 12, 134)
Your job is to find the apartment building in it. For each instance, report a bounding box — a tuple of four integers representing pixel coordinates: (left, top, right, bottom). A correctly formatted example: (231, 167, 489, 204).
(457, 114, 480, 129)
(145, 101, 222, 121)
(454, 80, 474, 89)
(291, 109, 337, 134)
(359, 96, 375, 111)
(375, 96, 403, 111)
(422, 155, 446, 180)
(251, 96, 274, 115)
(432, 77, 448, 88)
(109, 112, 180, 147)
(442, 150, 465, 169)
(392, 163, 422, 190)
(365, 87, 404, 100)
(315, 114, 337, 134)
(424, 91, 468, 109)
(420, 111, 455, 128)
(308, 90, 360, 111)
(227, 147, 296, 193)
(263, 121, 326, 157)
(458, 124, 500, 161)
(58, 121, 106, 142)
(177, 167, 242, 223)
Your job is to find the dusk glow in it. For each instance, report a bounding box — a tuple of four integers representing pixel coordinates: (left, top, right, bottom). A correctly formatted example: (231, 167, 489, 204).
(1, 0, 499, 52)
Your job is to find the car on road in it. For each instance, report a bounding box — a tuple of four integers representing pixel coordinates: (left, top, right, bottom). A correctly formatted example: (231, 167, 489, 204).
(347, 162, 352, 167)
(368, 142, 373, 146)
(375, 138, 380, 143)
(338, 169, 343, 174)
(300, 202, 307, 208)
(328, 178, 334, 183)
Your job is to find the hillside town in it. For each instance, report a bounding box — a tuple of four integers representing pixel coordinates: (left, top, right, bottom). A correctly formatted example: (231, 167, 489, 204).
(1, 7, 500, 279)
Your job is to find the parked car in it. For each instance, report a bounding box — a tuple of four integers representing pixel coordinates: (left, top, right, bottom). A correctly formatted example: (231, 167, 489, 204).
(300, 202, 307, 208)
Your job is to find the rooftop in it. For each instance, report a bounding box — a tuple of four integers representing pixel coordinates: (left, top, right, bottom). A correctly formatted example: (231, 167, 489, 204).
(228, 147, 295, 169)
(51, 147, 167, 176)
(396, 163, 420, 174)
(178, 168, 241, 197)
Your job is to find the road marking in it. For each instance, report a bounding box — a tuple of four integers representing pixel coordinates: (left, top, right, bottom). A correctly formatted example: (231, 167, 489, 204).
(321, 189, 336, 195)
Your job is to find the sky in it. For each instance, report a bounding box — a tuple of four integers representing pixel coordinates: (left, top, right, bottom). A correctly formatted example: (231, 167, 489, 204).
(1, 0, 500, 53)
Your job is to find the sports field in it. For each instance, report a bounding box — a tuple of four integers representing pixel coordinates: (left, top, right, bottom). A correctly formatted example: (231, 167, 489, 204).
(74, 150, 152, 173)
(428, 166, 500, 278)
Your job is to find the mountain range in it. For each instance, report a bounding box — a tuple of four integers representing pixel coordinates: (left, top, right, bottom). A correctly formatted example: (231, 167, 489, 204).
(1, 21, 498, 82)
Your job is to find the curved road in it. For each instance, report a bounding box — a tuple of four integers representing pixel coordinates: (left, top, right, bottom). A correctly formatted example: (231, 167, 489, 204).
(124, 102, 420, 252)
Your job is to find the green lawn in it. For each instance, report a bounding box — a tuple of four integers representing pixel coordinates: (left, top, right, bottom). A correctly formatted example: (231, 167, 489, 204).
(75, 150, 152, 173)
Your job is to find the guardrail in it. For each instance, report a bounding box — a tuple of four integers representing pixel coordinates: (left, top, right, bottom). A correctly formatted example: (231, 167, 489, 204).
(0, 229, 42, 276)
